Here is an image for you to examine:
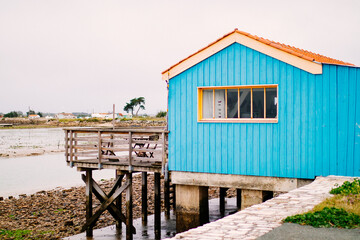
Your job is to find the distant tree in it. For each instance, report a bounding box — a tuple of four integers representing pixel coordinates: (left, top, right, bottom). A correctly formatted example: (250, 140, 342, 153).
(124, 97, 146, 116)
(132, 97, 145, 116)
(4, 111, 21, 118)
(123, 102, 134, 115)
(26, 109, 35, 117)
(156, 111, 167, 118)
(37, 112, 43, 117)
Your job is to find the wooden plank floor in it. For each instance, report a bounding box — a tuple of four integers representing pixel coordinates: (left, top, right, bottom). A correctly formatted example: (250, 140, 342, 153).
(67, 157, 162, 173)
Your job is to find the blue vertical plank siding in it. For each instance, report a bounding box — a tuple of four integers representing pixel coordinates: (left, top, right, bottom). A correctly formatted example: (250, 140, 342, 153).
(322, 67, 331, 176)
(278, 62, 287, 177)
(347, 68, 356, 176)
(354, 69, 360, 176)
(167, 42, 360, 178)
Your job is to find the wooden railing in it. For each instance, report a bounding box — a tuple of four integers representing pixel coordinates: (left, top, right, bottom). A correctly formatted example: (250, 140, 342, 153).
(64, 127, 168, 172)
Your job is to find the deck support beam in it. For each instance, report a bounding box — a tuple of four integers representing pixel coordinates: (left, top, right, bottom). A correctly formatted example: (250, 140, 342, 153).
(81, 170, 135, 239)
(219, 187, 228, 216)
(85, 169, 93, 237)
(164, 175, 170, 219)
(154, 172, 161, 239)
(172, 184, 176, 215)
(116, 170, 124, 230)
(236, 189, 242, 210)
(126, 172, 133, 240)
(142, 172, 148, 225)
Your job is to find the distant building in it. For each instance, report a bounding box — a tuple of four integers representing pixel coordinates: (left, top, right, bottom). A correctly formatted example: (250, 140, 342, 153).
(56, 113, 76, 119)
(45, 115, 54, 120)
(120, 113, 132, 119)
(91, 113, 119, 119)
(28, 114, 40, 119)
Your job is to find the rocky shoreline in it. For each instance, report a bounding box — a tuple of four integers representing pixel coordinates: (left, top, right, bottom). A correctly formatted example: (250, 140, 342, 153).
(0, 173, 236, 239)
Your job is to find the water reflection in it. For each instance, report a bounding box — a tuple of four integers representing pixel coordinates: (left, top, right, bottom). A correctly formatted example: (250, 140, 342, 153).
(66, 198, 237, 240)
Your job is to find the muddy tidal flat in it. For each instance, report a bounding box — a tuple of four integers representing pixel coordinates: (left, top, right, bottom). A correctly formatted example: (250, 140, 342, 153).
(0, 174, 161, 239)
(0, 173, 236, 239)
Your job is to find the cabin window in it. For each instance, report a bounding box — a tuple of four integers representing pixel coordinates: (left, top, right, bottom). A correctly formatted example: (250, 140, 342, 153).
(198, 85, 278, 123)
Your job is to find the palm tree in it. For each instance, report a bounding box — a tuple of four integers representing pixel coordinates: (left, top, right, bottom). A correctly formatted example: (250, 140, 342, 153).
(123, 102, 134, 115)
(133, 97, 145, 116)
(123, 97, 145, 116)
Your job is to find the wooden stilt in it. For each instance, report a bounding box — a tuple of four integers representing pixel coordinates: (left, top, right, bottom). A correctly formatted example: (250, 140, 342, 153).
(154, 172, 161, 239)
(141, 172, 148, 225)
(85, 169, 93, 237)
(126, 172, 133, 240)
(164, 176, 170, 219)
(116, 170, 124, 230)
(219, 187, 227, 216)
(81, 175, 132, 232)
(236, 189, 242, 210)
(172, 184, 176, 215)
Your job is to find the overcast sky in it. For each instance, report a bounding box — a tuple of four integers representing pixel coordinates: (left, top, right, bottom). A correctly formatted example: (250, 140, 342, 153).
(0, 0, 359, 115)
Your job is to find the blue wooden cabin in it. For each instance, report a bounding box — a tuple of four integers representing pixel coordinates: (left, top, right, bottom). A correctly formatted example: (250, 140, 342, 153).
(162, 29, 360, 179)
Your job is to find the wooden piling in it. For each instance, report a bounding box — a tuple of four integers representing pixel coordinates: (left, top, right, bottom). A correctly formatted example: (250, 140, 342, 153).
(116, 170, 123, 230)
(236, 189, 242, 210)
(85, 169, 93, 237)
(141, 172, 148, 225)
(154, 172, 161, 239)
(164, 176, 170, 219)
(219, 187, 227, 216)
(172, 184, 176, 214)
(126, 172, 133, 240)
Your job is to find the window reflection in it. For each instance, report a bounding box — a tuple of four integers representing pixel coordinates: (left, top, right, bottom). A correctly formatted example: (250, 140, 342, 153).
(266, 88, 277, 118)
(240, 89, 251, 118)
(227, 89, 238, 118)
(253, 88, 264, 118)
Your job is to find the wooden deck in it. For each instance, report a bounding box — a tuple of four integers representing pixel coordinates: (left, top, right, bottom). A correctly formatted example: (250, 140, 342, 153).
(64, 127, 172, 239)
(64, 127, 168, 173)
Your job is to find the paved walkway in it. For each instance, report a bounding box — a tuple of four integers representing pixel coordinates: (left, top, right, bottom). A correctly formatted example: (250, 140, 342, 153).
(171, 176, 356, 240)
(258, 223, 360, 240)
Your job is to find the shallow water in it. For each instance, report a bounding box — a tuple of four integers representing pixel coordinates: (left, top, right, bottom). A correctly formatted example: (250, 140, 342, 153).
(0, 153, 115, 198)
(65, 198, 238, 240)
(0, 127, 64, 151)
(0, 128, 116, 198)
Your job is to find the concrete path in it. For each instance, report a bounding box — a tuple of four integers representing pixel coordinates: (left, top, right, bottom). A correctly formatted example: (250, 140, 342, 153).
(258, 223, 360, 240)
(171, 176, 357, 240)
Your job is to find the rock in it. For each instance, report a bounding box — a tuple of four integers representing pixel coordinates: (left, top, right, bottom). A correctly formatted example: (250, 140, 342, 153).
(64, 220, 74, 226)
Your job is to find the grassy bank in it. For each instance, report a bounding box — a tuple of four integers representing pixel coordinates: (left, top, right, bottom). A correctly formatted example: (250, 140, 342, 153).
(284, 179, 360, 228)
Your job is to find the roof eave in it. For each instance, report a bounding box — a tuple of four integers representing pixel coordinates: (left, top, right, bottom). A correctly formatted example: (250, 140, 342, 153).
(162, 30, 323, 80)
